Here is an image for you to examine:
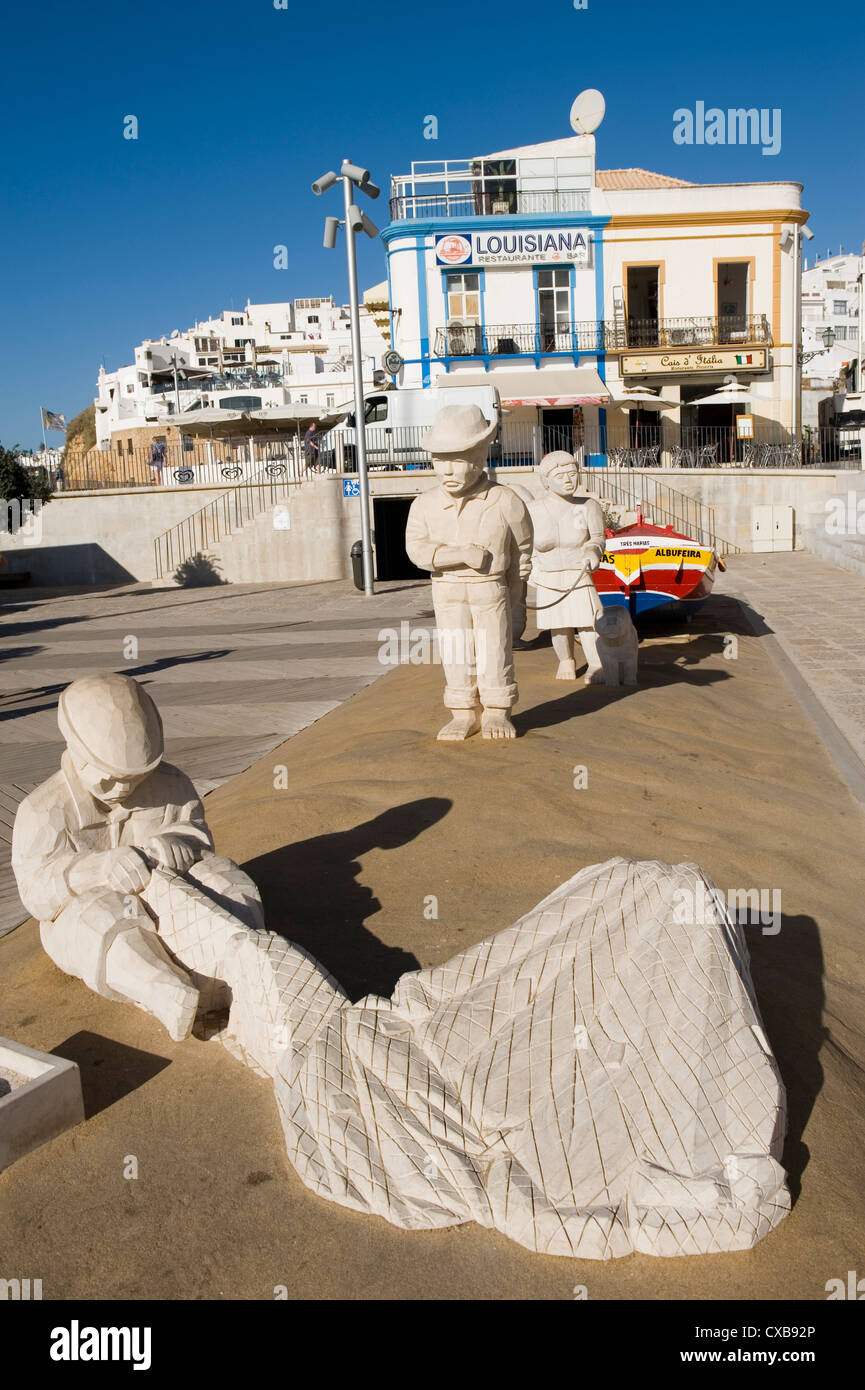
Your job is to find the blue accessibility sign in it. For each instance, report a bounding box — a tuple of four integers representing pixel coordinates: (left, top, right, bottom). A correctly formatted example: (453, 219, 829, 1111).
(342, 478, 360, 498)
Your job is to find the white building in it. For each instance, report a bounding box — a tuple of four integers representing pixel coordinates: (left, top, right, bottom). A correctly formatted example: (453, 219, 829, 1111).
(801, 250, 862, 427)
(94, 294, 390, 448)
(384, 133, 807, 465)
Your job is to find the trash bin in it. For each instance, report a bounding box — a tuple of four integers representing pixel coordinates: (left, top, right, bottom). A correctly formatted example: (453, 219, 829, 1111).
(350, 540, 364, 591)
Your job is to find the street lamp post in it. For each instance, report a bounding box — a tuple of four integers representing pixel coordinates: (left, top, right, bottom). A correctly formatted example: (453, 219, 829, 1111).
(313, 160, 381, 597)
(799, 325, 837, 366)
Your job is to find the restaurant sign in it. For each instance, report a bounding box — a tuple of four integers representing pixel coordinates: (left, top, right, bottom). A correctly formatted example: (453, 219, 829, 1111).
(435, 229, 591, 267)
(622, 348, 768, 375)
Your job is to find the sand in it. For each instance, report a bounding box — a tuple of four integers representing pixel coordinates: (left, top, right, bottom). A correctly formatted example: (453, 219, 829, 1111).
(0, 591, 863, 1300)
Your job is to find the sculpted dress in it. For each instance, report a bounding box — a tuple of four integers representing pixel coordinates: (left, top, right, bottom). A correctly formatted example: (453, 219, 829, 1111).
(527, 492, 605, 630)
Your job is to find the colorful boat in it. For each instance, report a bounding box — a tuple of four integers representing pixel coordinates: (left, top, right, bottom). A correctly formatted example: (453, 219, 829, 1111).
(592, 521, 718, 619)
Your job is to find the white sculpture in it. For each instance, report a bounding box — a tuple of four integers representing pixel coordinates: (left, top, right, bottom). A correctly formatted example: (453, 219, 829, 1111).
(11, 673, 265, 1042)
(526, 451, 606, 681)
(592, 605, 640, 686)
(141, 854, 790, 1259)
(405, 405, 532, 740)
(12, 679, 791, 1259)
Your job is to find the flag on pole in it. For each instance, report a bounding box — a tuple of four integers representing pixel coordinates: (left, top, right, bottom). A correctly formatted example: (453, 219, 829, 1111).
(41, 409, 67, 432)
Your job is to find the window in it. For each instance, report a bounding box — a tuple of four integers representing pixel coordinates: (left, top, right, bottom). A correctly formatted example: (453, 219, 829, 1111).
(231, 316, 244, 325)
(126, 384, 135, 393)
(127, 438, 133, 455)
(834, 300, 847, 315)
(308, 315, 319, 324)
(446, 272, 481, 323)
(365, 399, 388, 423)
(834, 325, 848, 340)
(298, 394, 309, 404)
(537, 268, 571, 350)
(326, 394, 335, 408)
(234, 338, 252, 348)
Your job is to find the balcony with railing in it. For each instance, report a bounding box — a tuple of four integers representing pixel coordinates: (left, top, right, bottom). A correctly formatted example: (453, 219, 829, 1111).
(433, 315, 773, 361)
(389, 158, 591, 221)
(612, 315, 772, 349)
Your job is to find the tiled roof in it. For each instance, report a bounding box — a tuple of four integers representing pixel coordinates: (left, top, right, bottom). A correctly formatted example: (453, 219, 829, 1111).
(596, 168, 695, 189)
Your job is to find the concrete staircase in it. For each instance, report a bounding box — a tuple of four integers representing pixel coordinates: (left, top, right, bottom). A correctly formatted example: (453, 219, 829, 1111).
(800, 472, 865, 578)
(153, 471, 350, 586)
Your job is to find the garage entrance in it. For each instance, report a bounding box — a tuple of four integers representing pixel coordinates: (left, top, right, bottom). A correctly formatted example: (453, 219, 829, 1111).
(373, 497, 427, 581)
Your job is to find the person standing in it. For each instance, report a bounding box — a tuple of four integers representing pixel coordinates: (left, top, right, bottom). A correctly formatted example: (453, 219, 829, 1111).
(303, 421, 320, 473)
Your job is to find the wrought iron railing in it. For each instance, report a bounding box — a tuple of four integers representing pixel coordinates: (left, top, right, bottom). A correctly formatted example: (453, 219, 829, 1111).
(434, 321, 607, 357)
(612, 315, 772, 349)
(433, 316, 773, 358)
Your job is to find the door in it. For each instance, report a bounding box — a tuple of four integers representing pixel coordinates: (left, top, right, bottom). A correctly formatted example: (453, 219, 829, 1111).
(626, 266, 660, 347)
(541, 408, 574, 455)
(373, 497, 427, 581)
(717, 263, 750, 341)
(537, 269, 571, 352)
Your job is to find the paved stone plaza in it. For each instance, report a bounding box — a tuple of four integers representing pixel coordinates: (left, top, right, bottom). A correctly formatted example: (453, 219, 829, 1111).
(717, 553, 865, 785)
(0, 554, 863, 1299)
(0, 578, 433, 936)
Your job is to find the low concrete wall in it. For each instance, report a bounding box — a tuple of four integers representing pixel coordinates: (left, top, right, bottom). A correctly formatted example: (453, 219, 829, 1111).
(1, 469, 856, 587)
(592, 468, 850, 552)
(1, 485, 235, 585)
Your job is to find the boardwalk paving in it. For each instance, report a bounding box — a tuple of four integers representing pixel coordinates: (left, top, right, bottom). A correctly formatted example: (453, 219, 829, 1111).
(0, 578, 433, 935)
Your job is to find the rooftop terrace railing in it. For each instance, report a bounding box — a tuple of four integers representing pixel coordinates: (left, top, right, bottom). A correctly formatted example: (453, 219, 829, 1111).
(389, 188, 591, 220)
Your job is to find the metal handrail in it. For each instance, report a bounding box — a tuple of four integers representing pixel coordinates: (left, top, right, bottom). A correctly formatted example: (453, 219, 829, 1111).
(153, 463, 300, 580)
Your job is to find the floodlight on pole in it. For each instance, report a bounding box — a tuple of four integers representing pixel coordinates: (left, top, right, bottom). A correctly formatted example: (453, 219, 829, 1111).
(314, 155, 380, 596)
(311, 171, 338, 195)
(340, 160, 370, 186)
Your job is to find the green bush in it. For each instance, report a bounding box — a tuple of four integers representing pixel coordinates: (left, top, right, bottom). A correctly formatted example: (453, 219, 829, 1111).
(0, 442, 53, 528)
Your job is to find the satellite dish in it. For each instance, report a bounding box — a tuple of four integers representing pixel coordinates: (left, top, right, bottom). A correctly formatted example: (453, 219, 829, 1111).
(569, 88, 605, 135)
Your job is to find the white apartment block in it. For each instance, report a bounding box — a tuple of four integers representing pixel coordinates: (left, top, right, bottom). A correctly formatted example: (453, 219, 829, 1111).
(94, 294, 390, 447)
(801, 250, 863, 426)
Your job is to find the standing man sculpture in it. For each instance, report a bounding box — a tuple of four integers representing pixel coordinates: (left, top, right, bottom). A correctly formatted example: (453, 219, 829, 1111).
(526, 451, 606, 681)
(405, 405, 532, 740)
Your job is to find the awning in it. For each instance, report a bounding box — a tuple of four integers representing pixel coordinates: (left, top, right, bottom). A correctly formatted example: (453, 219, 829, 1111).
(436, 367, 610, 407)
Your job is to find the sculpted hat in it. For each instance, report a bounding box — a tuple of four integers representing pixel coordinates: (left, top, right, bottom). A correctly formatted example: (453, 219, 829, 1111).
(58, 673, 164, 778)
(423, 404, 497, 455)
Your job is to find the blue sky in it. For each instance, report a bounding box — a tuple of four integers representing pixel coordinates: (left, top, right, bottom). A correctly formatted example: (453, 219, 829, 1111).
(1, 0, 860, 449)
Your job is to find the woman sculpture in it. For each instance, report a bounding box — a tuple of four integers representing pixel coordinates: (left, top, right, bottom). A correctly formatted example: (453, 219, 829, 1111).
(526, 451, 606, 680)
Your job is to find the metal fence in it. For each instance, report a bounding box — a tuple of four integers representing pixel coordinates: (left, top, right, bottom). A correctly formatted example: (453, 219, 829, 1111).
(55, 420, 862, 495)
(57, 437, 308, 490)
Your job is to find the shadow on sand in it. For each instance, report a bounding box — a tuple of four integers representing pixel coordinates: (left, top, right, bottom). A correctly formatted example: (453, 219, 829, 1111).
(243, 797, 452, 1001)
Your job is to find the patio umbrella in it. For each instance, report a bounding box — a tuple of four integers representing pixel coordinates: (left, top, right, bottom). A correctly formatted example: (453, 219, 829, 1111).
(689, 377, 757, 406)
(612, 386, 676, 409)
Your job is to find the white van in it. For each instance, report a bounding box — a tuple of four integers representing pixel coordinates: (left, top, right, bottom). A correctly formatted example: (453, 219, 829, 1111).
(319, 384, 501, 470)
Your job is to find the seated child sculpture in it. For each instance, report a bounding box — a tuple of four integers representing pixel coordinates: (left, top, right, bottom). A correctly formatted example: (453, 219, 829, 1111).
(526, 452, 606, 681)
(591, 606, 640, 686)
(12, 673, 264, 1042)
